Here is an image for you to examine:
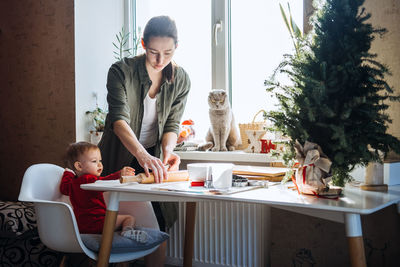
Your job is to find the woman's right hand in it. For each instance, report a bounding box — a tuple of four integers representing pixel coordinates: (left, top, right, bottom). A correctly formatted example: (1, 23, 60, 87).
(112, 120, 167, 183)
(136, 149, 167, 183)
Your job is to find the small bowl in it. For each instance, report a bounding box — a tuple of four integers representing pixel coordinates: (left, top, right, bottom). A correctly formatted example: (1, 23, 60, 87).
(187, 163, 211, 182)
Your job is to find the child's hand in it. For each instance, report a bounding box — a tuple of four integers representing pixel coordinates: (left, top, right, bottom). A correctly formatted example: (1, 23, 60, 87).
(120, 167, 135, 177)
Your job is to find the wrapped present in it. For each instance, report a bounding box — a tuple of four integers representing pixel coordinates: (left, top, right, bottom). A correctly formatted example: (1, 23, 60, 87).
(293, 141, 342, 197)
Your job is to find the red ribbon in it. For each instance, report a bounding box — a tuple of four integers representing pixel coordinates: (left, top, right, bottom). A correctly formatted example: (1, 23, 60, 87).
(292, 165, 339, 200)
(292, 175, 300, 195)
(301, 163, 314, 184)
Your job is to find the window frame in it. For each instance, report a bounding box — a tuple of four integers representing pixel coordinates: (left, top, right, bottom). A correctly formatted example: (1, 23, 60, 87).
(127, 0, 304, 109)
(126, 0, 232, 104)
(211, 0, 232, 105)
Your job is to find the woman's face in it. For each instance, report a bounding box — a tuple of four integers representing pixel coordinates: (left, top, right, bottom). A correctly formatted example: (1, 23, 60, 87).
(144, 36, 176, 72)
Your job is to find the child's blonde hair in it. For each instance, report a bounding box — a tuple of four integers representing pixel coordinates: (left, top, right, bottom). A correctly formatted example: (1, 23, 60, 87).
(64, 141, 99, 171)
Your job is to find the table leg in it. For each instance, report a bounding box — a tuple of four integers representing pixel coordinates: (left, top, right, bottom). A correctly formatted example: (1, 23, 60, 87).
(345, 213, 366, 267)
(183, 202, 196, 267)
(97, 192, 120, 267)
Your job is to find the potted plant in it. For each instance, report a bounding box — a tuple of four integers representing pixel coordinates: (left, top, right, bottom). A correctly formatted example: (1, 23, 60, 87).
(265, 0, 400, 187)
(86, 105, 106, 145)
(85, 27, 141, 145)
(113, 26, 142, 61)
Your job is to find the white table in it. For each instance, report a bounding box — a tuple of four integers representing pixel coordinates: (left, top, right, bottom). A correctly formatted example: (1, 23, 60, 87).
(81, 181, 400, 267)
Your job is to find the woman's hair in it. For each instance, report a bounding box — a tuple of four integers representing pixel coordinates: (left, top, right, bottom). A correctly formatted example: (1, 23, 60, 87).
(64, 141, 98, 171)
(143, 15, 178, 82)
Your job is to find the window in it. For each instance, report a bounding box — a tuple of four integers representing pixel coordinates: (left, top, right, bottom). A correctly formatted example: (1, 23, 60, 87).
(134, 0, 211, 138)
(131, 0, 303, 139)
(231, 0, 303, 125)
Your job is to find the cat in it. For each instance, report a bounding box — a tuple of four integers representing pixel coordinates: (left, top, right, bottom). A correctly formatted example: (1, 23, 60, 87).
(203, 89, 241, 151)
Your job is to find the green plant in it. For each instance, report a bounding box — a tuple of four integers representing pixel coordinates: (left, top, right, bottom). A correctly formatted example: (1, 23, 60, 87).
(113, 26, 142, 61)
(265, 0, 400, 186)
(262, 2, 303, 182)
(86, 93, 106, 132)
(279, 2, 303, 55)
(86, 107, 106, 132)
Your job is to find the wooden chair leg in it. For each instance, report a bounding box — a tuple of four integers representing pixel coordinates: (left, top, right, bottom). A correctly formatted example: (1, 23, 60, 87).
(59, 255, 67, 267)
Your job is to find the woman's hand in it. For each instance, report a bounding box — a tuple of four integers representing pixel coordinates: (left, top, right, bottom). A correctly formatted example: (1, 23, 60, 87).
(137, 149, 167, 183)
(113, 120, 166, 183)
(161, 132, 180, 171)
(162, 151, 180, 171)
(160, 130, 180, 173)
(120, 167, 135, 177)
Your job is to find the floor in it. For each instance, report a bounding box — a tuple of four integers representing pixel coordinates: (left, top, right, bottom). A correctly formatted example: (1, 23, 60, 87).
(130, 260, 177, 267)
(65, 254, 177, 267)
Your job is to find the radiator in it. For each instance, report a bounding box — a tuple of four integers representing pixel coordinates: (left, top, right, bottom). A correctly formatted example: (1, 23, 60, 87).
(166, 201, 270, 267)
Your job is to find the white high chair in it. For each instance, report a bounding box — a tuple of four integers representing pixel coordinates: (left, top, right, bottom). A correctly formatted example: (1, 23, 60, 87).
(18, 163, 159, 264)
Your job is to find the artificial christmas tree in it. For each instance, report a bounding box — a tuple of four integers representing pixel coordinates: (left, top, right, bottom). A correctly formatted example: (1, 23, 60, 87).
(266, 0, 400, 186)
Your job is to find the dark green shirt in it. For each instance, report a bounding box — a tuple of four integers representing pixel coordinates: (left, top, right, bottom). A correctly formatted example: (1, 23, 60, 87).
(99, 54, 191, 176)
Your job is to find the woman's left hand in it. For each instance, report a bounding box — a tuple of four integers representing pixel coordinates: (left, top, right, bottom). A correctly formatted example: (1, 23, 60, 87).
(163, 151, 180, 171)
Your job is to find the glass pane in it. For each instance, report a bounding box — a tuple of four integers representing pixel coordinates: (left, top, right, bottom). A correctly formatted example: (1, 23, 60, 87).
(136, 0, 212, 139)
(231, 0, 303, 127)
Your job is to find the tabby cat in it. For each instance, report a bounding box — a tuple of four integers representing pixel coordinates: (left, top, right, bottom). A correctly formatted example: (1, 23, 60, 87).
(204, 89, 241, 151)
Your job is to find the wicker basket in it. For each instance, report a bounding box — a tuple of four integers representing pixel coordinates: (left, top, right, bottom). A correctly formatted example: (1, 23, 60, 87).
(238, 110, 266, 150)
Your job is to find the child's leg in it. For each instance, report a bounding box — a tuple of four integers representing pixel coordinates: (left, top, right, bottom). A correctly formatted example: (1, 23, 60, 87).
(117, 215, 148, 243)
(115, 214, 135, 231)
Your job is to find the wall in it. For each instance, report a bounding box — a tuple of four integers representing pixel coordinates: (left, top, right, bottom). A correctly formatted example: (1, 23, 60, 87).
(271, 205, 400, 267)
(0, 0, 127, 200)
(364, 0, 400, 161)
(75, 0, 125, 142)
(0, 0, 75, 201)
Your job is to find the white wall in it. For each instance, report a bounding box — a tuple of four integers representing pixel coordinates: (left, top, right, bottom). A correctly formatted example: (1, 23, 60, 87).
(75, 0, 125, 141)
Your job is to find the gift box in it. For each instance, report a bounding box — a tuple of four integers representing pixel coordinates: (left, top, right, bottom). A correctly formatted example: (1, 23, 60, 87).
(293, 141, 342, 197)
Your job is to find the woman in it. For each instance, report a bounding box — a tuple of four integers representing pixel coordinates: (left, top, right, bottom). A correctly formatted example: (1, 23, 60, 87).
(98, 16, 191, 266)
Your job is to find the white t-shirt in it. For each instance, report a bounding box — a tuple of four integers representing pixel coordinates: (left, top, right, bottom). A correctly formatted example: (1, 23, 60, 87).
(139, 93, 158, 148)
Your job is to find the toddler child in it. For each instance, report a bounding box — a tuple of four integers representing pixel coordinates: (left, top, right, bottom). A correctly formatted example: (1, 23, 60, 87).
(60, 141, 148, 243)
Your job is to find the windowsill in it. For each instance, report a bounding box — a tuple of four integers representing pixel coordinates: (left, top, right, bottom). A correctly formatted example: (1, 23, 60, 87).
(175, 150, 283, 166)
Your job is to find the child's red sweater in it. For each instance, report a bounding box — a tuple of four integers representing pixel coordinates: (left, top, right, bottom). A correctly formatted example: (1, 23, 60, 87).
(60, 169, 120, 234)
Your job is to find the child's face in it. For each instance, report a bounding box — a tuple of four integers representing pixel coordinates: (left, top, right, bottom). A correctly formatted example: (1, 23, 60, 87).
(75, 148, 103, 176)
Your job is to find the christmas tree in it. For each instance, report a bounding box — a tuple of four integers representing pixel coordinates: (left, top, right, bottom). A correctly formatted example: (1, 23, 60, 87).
(266, 0, 400, 186)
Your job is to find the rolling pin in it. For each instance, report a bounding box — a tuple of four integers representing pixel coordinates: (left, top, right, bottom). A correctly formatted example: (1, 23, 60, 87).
(120, 170, 189, 184)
